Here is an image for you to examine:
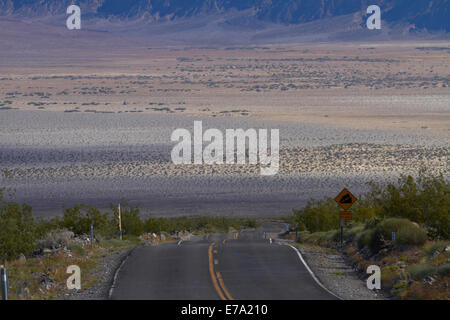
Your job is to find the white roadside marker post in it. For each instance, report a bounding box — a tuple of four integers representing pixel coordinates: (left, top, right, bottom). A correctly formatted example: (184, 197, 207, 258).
(118, 203, 122, 240)
(1, 266, 8, 300)
(90, 224, 94, 248)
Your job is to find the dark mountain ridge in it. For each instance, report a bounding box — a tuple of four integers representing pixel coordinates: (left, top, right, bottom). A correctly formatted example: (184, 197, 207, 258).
(0, 0, 448, 32)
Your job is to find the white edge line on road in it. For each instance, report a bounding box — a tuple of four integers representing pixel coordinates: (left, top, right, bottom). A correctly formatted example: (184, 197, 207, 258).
(108, 253, 131, 299)
(286, 244, 343, 300)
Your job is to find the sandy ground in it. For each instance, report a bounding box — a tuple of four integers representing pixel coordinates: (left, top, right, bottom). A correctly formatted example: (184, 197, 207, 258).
(0, 110, 447, 217)
(0, 42, 448, 217)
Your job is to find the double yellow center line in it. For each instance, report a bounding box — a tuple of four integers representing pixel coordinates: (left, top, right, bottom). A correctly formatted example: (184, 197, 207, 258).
(208, 242, 234, 300)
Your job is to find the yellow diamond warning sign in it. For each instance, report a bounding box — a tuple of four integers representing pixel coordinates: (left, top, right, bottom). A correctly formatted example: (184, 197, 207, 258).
(334, 188, 357, 210)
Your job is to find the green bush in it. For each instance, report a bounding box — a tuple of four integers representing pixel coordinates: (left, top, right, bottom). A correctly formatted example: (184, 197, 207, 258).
(344, 224, 365, 241)
(396, 224, 428, 246)
(0, 193, 37, 262)
(425, 241, 450, 257)
(67, 244, 86, 257)
(356, 229, 375, 249)
(368, 218, 427, 252)
(110, 202, 144, 236)
(143, 216, 259, 234)
(407, 263, 434, 280)
(0, 184, 260, 262)
(437, 263, 450, 276)
(297, 231, 311, 243)
(325, 230, 340, 242)
(293, 198, 340, 233)
(100, 238, 137, 248)
(61, 204, 115, 237)
(364, 217, 382, 230)
(365, 171, 449, 239)
(291, 170, 448, 240)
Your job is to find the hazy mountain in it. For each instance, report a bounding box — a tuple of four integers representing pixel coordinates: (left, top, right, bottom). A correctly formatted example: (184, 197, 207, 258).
(0, 0, 448, 32)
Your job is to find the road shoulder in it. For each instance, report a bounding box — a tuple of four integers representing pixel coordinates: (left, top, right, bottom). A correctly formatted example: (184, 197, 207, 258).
(292, 243, 385, 300)
(64, 247, 134, 300)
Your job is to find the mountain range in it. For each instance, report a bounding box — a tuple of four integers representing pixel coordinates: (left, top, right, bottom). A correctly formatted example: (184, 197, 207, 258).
(1, 0, 448, 32)
(0, 0, 448, 48)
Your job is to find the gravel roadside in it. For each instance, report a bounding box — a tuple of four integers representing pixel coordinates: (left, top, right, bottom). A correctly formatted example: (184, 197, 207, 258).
(63, 247, 135, 300)
(294, 243, 386, 300)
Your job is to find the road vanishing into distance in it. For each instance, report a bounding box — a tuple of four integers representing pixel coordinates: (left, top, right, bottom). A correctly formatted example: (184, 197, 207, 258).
(110, 222, 338, 300)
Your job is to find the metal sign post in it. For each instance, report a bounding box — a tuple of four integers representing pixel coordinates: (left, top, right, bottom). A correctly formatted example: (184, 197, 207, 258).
(335, 188, 357, 248)
(1, 266, 8, 300)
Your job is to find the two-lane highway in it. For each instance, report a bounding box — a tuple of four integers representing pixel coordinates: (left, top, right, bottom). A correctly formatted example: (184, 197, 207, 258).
(110, 224, 338, 300)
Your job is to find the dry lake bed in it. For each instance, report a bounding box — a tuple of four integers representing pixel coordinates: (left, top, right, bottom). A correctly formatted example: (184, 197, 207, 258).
(0, 42, 448, 218)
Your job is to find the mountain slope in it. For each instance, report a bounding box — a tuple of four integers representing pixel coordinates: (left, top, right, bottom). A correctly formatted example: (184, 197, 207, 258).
(0, 0, 448, 32)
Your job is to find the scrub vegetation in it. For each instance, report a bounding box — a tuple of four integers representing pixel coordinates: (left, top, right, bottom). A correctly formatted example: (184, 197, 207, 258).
(0, 183, 258, 264)
(288, 170, 449, 300)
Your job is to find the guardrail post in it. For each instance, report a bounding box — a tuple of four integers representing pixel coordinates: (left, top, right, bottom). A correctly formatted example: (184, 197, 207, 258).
(1, 266, 8, 300)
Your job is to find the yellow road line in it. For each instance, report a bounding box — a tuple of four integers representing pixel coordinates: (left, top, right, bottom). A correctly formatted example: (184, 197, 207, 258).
(214, 259, 218, 265)
(216, 272, 234, 300)
(208, 243, 226, 300)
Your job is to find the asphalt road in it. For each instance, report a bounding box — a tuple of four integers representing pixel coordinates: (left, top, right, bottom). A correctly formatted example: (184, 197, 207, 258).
(110, 223, 337, 300)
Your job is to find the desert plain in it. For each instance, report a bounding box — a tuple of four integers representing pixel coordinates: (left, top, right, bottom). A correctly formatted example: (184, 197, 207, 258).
(0, 40, 448, 217)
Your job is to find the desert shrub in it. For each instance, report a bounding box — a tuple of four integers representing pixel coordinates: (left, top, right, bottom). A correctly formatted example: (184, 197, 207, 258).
(346, 224, 364, 239)
(292, 169, 448, 239)
(365, 170, 449, 239)
(356, 229, 375, 249)
(34, 216, 62, 238)
(101, 238, 124, 248)
(437, 263, 450, 276)
(110, 201, 144, 236)
(242, 219, 258, 229)
(61, 204, 115, 237)
(404, 281, 446, 300)
(368, 218, 427, 252)
(293, 198, 340, 233)
(0, 192, 37, 262)
(67, 244, 86, 257)
(308, 232, 326, 244)
(100, 238, 137, 247)
(363, 217, 382, 230)
(37, 229, 74, 249)
(407, 263, 434, 280)
(325, 230, 340, 242)
(296, 231, 311, 243)
(425, 241, 450, 257)
(396, 224, 428, 246)
(143, 216, 258, 234)
(381, 265, 399, 290)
